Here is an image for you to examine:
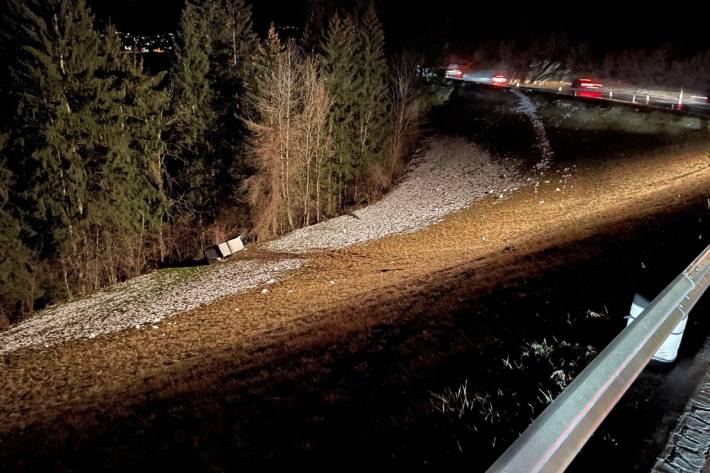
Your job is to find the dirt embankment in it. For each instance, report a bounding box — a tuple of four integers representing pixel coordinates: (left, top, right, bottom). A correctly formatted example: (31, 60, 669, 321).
(1, 132, 709, 470)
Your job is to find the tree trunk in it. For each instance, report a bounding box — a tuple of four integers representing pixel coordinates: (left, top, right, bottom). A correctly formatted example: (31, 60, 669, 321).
(61, 259, 73, 300)
(315, 161, 322, 223)
(284, 51, 295, 231)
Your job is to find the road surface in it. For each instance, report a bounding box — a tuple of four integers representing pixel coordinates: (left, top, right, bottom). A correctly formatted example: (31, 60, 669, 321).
(453, 73, 710, 116)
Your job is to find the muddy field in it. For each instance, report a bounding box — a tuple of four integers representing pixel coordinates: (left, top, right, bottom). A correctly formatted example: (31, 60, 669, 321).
(1, 86, 709, 472)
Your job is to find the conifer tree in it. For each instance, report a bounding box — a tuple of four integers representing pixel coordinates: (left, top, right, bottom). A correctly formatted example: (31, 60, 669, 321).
(171, 1, 215, 149)
(0, 16, 30, 323)
(8, 0, 105, 296)
(7, 0, 170, 301)
(321, 13, 360, 210)
(170, 0, 258, 226)
(354, 5, 390, 179)
(321, 6, 391, 206)
(212, 0, 257, 79)
(251, 24, 287, 86)
(303, 0, 328, 52)
(170, 0, 216, 219)
(99, 26, 169, 263)
(0, 133, 34, 324)
(210, 0, 258, 196)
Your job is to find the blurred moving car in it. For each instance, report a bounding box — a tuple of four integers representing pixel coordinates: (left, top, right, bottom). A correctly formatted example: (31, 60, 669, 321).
(491, 73, 508, 87)
(445, 64, 465, 80)
(570, 77, 603, 98)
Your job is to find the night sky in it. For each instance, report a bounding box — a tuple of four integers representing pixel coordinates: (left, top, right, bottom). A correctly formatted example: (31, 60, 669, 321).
(88, 0, 710, 57)
(88, 0, 305, 34)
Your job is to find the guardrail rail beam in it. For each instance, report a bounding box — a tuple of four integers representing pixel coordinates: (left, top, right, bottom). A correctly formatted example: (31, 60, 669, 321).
(486, 245, 710, 473)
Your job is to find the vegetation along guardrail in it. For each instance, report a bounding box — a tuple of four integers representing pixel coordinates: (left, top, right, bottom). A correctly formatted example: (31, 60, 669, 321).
(486, 245, 710, 473)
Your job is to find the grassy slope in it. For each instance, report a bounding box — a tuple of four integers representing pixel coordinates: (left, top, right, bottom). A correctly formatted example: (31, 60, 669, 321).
(1, 89, 709, 471)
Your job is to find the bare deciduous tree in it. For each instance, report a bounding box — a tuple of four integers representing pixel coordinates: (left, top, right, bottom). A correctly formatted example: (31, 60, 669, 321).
(390, 54, 423, 175)
(296, 56, 332, 225)
(245, 33, 334, 239)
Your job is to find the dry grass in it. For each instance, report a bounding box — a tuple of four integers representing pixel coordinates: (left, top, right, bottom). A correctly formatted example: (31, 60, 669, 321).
(1, 139, 709, 470)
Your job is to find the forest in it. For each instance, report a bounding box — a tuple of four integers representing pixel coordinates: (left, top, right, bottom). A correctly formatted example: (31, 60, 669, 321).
(0, 0, 427, 326)
(1, 0, 707, 328)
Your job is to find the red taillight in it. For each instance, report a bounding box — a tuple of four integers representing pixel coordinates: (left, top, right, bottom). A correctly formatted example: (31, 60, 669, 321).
(577, 90, 602, 98)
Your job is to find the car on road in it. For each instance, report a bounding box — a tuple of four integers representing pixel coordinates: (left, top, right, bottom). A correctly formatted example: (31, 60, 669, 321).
(445, 64, 465, 80)
(570, 77, 603, 98)
(491, 73, 508, 87)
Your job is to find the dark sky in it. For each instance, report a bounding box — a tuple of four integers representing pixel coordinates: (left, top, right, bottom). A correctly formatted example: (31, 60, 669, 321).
(88, 0, 306, 34)
(88, 0, 709, 56)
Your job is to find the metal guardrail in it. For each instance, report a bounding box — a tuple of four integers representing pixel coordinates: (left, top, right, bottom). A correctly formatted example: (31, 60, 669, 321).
(486, 245, 710, 473)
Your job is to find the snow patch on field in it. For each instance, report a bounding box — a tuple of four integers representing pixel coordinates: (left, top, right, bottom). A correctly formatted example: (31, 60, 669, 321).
(0, 259, 303, 355)
(267, 136, 523, 253)
(511, 89, 554, 170)
(1, 136, 524, 354)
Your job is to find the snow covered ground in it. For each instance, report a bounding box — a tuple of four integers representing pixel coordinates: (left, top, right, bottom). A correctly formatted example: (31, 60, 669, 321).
(0, 136, 527, 355)
(0, 259, 303, 355)
(266, 137, 524, 253)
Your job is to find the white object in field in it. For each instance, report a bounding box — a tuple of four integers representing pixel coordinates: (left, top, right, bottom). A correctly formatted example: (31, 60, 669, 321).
(227, 237, 244, 254)
(626, 293, 687, 363)
(218, 242, 232, 258)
